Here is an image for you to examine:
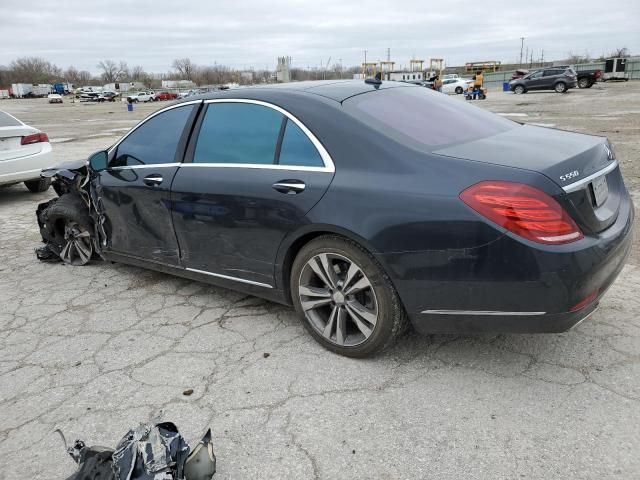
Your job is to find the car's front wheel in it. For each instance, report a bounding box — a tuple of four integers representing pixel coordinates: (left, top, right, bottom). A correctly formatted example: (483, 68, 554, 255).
(513, 85, 526, 94)
(455, 86, 463, 94)
(24, 178, 51, 193)
(291, 235, 407, 357)
(42, 194, 94, 266)
(555, 82, 567, 93)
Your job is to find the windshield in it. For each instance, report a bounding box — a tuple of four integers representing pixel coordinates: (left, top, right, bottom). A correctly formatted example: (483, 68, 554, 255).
(343, 85, 516, 149)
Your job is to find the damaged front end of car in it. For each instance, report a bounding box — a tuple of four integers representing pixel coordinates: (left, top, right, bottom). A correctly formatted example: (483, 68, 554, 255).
(35, 152, 109, 265)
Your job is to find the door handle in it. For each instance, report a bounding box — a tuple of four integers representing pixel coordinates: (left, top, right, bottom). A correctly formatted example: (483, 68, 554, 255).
(144, 174, 163, 186)
(272, 180, 306, 194)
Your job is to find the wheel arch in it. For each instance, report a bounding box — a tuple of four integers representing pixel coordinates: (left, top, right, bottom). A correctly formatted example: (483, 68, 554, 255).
(275, 224, 389, 304)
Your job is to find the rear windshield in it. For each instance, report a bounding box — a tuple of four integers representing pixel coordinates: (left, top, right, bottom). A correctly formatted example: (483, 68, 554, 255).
(0, 111, 22, 127)
(343, 86, 516, 149)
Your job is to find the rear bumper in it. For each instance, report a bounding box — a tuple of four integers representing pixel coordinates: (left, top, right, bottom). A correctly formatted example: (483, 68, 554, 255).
(0, 144, 53, 185)
(379, 191, 634, 334)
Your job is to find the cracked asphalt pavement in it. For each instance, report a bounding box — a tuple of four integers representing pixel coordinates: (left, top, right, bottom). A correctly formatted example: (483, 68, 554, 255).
(1, 83, 639, 479)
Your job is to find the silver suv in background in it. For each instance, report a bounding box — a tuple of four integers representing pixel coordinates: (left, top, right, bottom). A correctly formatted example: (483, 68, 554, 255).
(509, 67, 578, 94)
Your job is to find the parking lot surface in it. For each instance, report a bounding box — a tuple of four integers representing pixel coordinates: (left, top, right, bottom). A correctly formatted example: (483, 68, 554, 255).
(1, 84, 639, 479)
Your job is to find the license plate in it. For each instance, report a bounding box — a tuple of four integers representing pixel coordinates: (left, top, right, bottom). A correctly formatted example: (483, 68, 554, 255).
(591, 175, 609, 207)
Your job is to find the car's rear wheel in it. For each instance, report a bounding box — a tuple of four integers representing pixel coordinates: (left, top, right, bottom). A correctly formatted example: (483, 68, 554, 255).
(514, 85, 525, 94)
(455, 86, 463, 94)
(555, 82, 567, 93)
(291, 236, 407, 357)
(42, 194, 94, 266)
(578, 78, 590, 88)
(24, 178, 51, 193)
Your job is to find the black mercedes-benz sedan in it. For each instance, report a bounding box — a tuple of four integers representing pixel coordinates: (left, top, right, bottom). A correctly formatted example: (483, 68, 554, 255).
(36, 80, 634, 357)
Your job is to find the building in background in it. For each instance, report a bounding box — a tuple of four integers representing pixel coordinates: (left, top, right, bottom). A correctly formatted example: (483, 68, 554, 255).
(276, 56, 291, 83)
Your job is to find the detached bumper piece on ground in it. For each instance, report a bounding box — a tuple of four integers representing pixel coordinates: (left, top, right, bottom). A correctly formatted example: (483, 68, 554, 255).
(60, 422, 216, 480)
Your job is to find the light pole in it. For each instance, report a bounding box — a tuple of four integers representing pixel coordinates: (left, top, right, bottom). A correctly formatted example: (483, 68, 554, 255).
(520, 37, 525, 67)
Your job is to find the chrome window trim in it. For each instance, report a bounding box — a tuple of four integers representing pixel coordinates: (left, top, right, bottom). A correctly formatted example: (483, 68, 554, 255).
(186, 267, 273, 289)
(562, 160, 618, 193)
(421, 309, 546, 316)
(179, 163, 328, 172)
(109, 163, 181, 171)
(106, 100, 202, 156)
(198, 98, 335, 173)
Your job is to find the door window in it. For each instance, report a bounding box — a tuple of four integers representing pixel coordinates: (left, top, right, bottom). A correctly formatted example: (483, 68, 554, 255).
(278, 120, 324, 167)
(112, 105, 194, 167)
(528, 71, 543, 79)
(194, 103, 283, 165)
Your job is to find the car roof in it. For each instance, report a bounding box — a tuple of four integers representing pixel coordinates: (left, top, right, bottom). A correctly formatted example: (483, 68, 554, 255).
(175, 79, 410, 104)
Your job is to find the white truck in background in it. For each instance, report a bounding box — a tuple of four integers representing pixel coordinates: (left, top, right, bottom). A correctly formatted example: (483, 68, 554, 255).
(11, 83, 33, 98)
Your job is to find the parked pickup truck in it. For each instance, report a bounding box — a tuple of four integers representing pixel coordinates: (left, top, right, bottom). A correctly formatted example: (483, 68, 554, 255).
(126, 91, 155, 103)
(576, 69, 602, 88)
(155, 91, 178, 101)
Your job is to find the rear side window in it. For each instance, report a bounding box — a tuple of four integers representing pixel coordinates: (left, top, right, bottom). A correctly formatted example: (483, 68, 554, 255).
(112, 105, 194, 167)
(343, 86, 515, 149)
(278, 120, 324, 167)
(194, 103, 283, 164)
(0, 111, 22, 127)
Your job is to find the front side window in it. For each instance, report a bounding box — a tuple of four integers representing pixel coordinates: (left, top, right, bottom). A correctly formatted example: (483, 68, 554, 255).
(194, 103, 283, 164)
(278, 120, 324, 167)
(112, 105, 194, 167)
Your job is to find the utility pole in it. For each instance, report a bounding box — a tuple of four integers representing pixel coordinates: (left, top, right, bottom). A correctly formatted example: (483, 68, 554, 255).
(387, 47, 390, 62)
(541, 49, 544, 66)
(364, 50, 367, 65)
(525, 47, 529, 68)
(519, 37, 525, 66)
(530, 51, 533, 68)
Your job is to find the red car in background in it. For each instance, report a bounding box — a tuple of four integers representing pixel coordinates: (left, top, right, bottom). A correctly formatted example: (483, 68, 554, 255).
(155, 91, 178, 101)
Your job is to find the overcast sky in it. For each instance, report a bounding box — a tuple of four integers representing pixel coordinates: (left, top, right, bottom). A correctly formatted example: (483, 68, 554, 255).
(2, 0, 639, 73)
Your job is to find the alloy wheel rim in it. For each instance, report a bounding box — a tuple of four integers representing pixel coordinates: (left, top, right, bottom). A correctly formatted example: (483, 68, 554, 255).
(298, 253, 378, 347)
(60, 221, 92, 266)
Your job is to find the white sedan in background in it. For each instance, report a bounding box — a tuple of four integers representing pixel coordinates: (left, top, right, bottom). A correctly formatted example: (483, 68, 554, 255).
(441, 78, 474, 94)
(0, 110, 53, 192)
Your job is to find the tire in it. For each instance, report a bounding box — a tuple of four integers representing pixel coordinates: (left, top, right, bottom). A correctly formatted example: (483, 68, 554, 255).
(24, 178, 51, 193)
(513, 85, 525, 94)
(578, 78, 590, 89)
(290, 235, 408, 358)
(455, 86, 463, 94)
(554, 82, 567, 93)
(41, 194, 94, 266)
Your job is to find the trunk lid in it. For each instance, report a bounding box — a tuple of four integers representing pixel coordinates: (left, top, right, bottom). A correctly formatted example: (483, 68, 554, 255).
(0, 125, 42, 161)
(434, 124, 621, 234)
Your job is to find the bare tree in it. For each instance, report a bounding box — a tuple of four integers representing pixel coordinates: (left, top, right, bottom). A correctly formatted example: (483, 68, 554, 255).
(8, 57, 62, 83)
(609, 47, 630, 58)
(130, 65, 146, 81)
(97, 60, 129, 83)
(172, 58, 196, 80)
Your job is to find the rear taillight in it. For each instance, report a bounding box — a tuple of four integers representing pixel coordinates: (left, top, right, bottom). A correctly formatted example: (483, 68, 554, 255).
(460, 181, 583, 245)
(595, 70, 602, 79)
(570, 290, 599, 312)
(21, 132, 49, 145)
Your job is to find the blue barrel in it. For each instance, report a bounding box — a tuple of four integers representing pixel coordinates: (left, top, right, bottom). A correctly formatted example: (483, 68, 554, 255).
(127, 103, 133, 112)
(502, 81, 510, 92)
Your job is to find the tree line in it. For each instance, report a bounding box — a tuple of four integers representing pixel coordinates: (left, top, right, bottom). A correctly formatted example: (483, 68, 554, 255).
(0, 56, 363, 88)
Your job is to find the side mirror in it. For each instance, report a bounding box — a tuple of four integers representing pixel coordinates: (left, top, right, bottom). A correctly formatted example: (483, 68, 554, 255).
(88, 150, 108, 172)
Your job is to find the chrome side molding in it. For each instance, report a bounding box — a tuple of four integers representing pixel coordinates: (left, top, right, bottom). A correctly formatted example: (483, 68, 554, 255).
(421, 309, 546, 316)
(186, 267, 273, 289)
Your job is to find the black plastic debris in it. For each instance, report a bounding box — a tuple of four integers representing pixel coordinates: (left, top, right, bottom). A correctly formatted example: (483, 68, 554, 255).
(58, 422, 216, 480)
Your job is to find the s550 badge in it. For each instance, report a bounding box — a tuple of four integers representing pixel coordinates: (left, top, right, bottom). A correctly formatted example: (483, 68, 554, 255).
(560, 170, 580, 182)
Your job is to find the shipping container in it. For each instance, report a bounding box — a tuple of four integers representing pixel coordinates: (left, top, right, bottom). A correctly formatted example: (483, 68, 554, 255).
(10, 83, 33, 98)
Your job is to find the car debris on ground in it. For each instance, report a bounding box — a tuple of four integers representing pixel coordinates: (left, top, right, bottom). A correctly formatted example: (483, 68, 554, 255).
(58, 422, 216, 480)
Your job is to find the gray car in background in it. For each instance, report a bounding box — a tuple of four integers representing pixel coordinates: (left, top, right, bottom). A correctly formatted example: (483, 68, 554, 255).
(510, 67, 578, 94)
